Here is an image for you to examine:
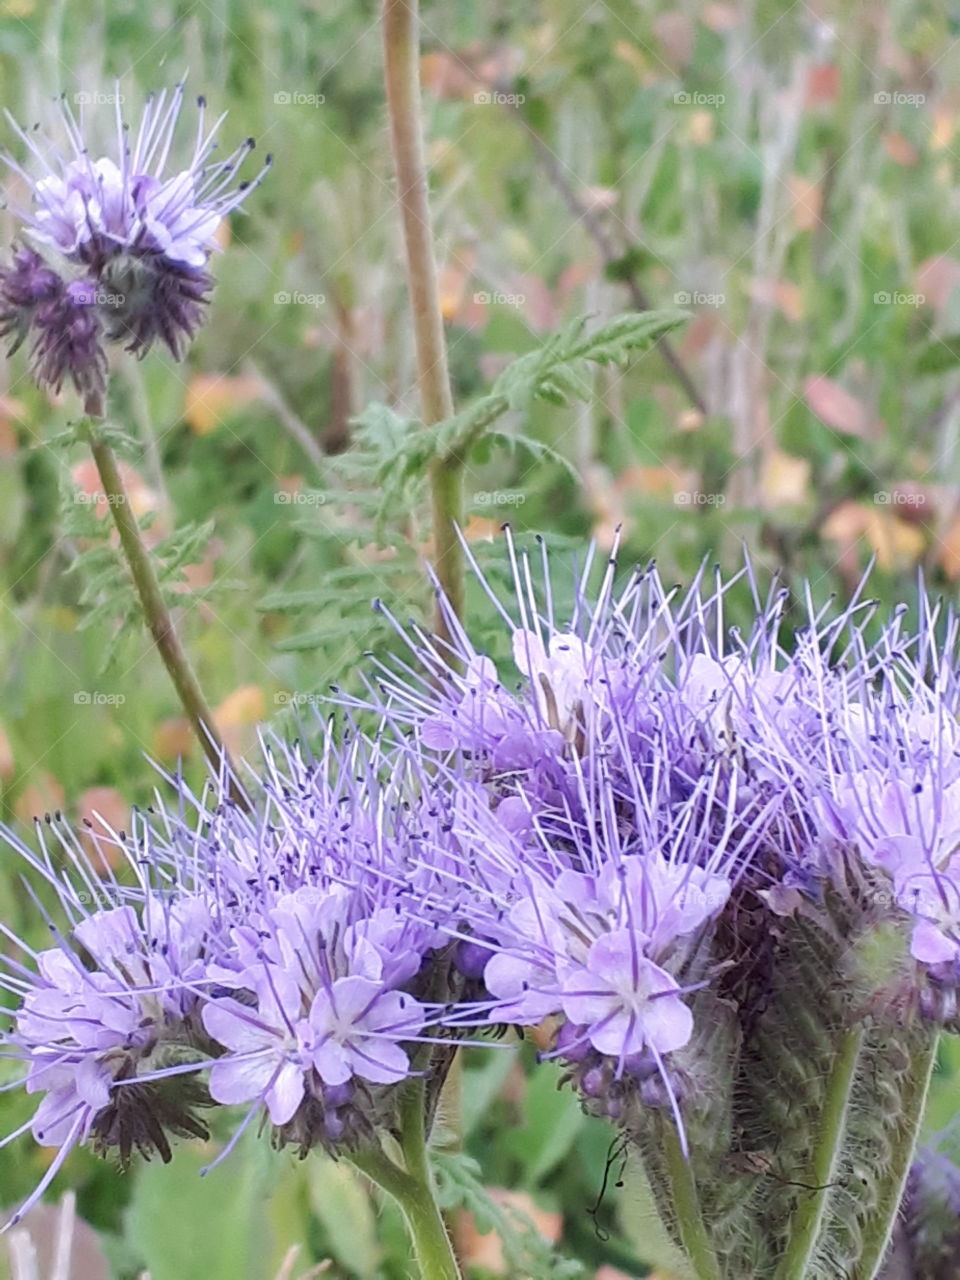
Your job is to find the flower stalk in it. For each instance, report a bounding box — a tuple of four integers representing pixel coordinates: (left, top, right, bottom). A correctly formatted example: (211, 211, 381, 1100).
(349, 1079, 462, 1280)
(79, 391, 248, 808)
(381, 7, 466, 1262)
(855, 1031, 940, 1280)
(381, 0, 464, 647)
(659, 1121, 722, 1280)
(775, 1026, 864, 1280)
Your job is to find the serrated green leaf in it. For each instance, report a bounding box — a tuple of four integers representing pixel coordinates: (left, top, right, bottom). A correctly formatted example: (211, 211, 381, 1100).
(567, 309, 688, 363)
(351, 400, 419, 444)
(486, 430, 580, 483)
(276, 616, 386, 652)
(396, 310, 689, 469)
(94, 423, 141, 455)
(260, 587, 340, 612)
(534, 378, 571, 406)
(432, 1151, 585, 1279)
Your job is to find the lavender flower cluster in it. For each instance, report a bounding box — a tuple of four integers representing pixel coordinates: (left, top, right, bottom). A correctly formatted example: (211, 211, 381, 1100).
(0, 85, 268, 401)
(2, 538, 959, 1233)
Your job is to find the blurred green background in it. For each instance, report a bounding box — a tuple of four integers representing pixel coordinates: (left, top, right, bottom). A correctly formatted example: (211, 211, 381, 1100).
(2, 0, 960, 1275)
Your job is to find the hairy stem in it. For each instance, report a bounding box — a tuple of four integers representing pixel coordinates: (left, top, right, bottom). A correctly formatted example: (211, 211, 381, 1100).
(398, 1076, 434, 1187)
(775, 1025, 864, 1280)
(349, 1080, 462, 1280)
(381, 7, 466, 1252)
(855, 1030, 939, 1280)
(660, 1119, 722, 1280)
(79, 397, 248, 809)
(381, 0, 463, 645)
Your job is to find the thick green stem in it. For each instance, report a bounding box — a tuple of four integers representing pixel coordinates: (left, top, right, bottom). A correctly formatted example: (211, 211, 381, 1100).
(381, 0, 463, 648)
(661, 1120, 722, 1280)
(776, 1025, 864, 1280)
(398, 1076, 433, 1187)
(381, 7, 465, 1249)
(855, 1030, 939, 1280)
(349, 1080, 462, 1280)
(78, 400, 249, 809)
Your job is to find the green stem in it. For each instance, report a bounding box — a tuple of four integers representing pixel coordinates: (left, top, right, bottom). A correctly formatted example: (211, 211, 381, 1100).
(661, 1120, 722, 1280)
(349, 1080, 462, 1280)
(381, 0, 463, 648)
(380, 6, 466, 1243)
(429, 454, 465, 642)
(855, 1030, 939, 1280)
(398, 1076, 433, 1186)
(78, 398, 249, 810)
(775, 1025, 864, 1280)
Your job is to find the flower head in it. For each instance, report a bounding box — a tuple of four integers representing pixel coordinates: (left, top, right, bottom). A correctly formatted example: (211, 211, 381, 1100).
(0, 729, 455, 1218)
(199, 880, 430, 1149)
(360, 534, 960, 1169)
(0, 83, 268, 396)
(0, 826, 214, 1225)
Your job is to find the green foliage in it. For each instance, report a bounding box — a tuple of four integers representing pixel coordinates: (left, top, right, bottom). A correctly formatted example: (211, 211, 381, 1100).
(915, 335, 960, 377)
(501, 1065, 586, 1190)
(44, 418, 139, 455)
(124, 1131, 310, 1280)
(306, 1157, 382, 1277)
(400, 311, 688, 474)
(60, 468, 224, 672)
(256, 313, 685, 668)
(433, 1151, 585, 1280)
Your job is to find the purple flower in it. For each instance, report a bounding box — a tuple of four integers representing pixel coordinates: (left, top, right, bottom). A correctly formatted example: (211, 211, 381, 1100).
(0, 248, 108, 396)
(896, 1141, 960, 1277)
(0, 246, 61, 349)
(0, 730, 452, 1213)
(203, 973, 308, 1126)
(0, 83, 268, 394)
(894, 859, 960, 964)
(199, 883, 428, 1126)
(11, 529, 960, 1230)
(474, 835, 733, 1056)
(0, 881, 213, 1225)
(303, 977, 422, 1086)
(8, 86, 267, 270)
(362, 534, 960, 1158)
(559, 934, 692, 1057)
(18, 947, 147, 1141)
(29, 278, 109, 397)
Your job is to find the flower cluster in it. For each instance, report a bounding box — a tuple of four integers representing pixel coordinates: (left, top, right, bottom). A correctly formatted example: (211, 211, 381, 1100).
(0, 819, 214, 1221)
(367, 541, 960, 1141)
(0, 741, 449, 1223)
(3, 537, 959, 1245)
(0, 84, 268, 400)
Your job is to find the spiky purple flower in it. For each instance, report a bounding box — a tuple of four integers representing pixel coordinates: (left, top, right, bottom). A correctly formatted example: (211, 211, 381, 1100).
(5, 533, 960, 1268)
(359, 534, 960, 1159)
(0, 731, 456, 1221)
(199, 881, 429, 1138)
(0, 246, 61, 350)
(0, 83, 268, 398)
(0, 855, 214, 1225)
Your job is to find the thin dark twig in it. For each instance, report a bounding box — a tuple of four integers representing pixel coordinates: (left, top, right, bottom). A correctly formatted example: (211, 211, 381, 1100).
(511, 110, 709, 416)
